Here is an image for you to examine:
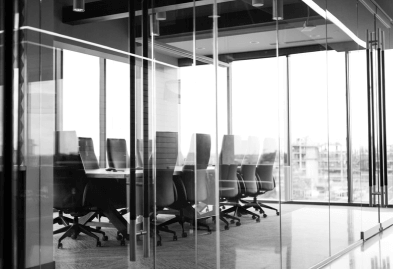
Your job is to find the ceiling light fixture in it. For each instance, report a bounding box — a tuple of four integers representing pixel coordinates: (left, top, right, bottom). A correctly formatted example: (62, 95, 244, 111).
(151, 15, 160, 36)
(252, 0, 264, 7)
(156, 11, 167, 21)
(250, 41, 260, 44)
(196, 47, 205, 50)
(302, 7, 316, 32)
(273, 0, 283, 20)
(73, 0, 85, 12)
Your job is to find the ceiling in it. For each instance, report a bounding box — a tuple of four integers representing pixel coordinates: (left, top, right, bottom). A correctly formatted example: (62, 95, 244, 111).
(60, 0, 388, 60)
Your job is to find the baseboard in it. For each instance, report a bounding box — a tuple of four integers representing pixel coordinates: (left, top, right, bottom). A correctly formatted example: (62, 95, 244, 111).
(26, 261, 55, 269)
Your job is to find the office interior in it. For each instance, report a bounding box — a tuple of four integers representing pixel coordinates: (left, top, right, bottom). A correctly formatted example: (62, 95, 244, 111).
(2, 0, 393, 268)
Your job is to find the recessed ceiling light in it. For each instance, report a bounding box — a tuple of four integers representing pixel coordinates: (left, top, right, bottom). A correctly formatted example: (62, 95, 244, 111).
(252, 0, 264, 7)
(196, 47, 206, 50)
(250, 41, 260, 44)
(73, 0, 85, 12)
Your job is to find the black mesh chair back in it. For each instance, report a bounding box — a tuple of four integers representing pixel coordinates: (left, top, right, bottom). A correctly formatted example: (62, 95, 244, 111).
(78, 137, 100, 170)
(240, 136, 260, 196)
(107, 138, 129, 168)
(53, 131, 87, 211)
(155, 132, 178, 208)
(182, 133, 211, 203)
(256, 138, 277, 191)
(219, 135, 239, 199)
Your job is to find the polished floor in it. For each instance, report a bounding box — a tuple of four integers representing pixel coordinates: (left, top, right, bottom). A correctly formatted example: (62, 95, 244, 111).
(324, 221, 393, 269)
(53, 204, 393, 269)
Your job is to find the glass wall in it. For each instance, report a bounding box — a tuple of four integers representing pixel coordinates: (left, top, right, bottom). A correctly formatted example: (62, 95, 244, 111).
(3, 0, 393, 268)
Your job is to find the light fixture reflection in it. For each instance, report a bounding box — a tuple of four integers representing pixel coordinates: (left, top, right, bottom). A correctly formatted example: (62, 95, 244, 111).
(273, 0, 283, 20)
(151, 15, 160, 36)
(156, 11, 167, 21)
(73, 0, 85, 12)
(252, 0, 264, 7)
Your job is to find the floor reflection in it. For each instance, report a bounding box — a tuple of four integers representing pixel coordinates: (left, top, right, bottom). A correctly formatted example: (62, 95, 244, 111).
(52, 204, 393, 269)
(325, 221, 393, 269)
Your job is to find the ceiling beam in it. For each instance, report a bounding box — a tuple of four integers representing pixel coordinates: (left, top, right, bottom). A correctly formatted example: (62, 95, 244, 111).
(63, 0, 236, 25)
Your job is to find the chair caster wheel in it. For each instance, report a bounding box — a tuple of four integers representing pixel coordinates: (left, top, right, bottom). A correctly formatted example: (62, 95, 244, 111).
(58, 243, 63, 249)
(224, 225, 229, 230)
(173, 235, 178, 241)
(276, 212, 280, 216)
(157, 241, 162, 247)
(96, 226, 101, 230)
(71, 233, 77, 240)
(263, 214, 267, 218)
(256, 218, 260, 223)
(230, 220, 235, 224)
(222, 206, 226, 209)
(236, 212, 242, 217)
(96, 241, 101, 247)
(259, 210, 264, 214)
(236, 222, 241, 226)
(182, 232, 187, 238)
(252, 215, 256, 219)
(102, 235, 108, 241)
(120, 240, 126, 246)
(116, 234, 123, 241)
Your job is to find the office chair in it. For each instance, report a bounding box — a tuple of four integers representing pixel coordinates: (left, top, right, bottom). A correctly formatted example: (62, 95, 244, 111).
(152, 131, 184, 245)
(78, 137, 100, 170)
(79, 137, 127, 240)
(107, 138, 129, 169)
(222, 136, 261, 222)
(243, 138, 280, 216)
(179, 133, 212, 232)
(106, 138, 129, 217)
(53, 131, 107, 249)
(207, 135, 242, 230)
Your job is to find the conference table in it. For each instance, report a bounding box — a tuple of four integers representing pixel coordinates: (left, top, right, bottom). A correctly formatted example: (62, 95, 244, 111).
(83, 166, 228, 238)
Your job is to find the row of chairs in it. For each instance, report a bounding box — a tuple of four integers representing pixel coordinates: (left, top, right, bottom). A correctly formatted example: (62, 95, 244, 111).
(53, 131, 278, 248)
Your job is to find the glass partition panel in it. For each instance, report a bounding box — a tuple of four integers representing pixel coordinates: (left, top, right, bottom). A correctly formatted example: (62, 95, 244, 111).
(278, 0, 331, 267)
(349, 1, 379, 237)
(385, 49, 393, 208)
(19, 0, 144, 268)
(227, 3, 283, 266)
(324, 0, 361, 252)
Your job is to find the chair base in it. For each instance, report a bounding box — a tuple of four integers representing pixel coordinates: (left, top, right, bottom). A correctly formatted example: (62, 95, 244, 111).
(55, 216, 107, 249)
(241, 198, 280, 216)
(53, 211, 73, 226)
(222, 204, 261, 222)
(213, 210, 241, 230)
